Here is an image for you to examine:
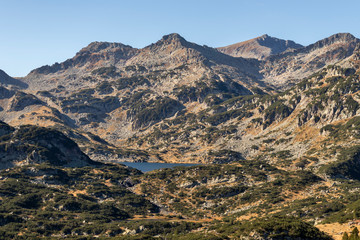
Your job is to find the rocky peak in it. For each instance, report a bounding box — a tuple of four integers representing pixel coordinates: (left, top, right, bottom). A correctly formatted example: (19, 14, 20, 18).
(256, 34, 303, 52)
(217, 34, 303, 60)
(148, 33, 191, 51)
(0, 69, 10, 79)
(306, 33, 359, 51)
(261, 33, 360, 87)
(127, 33, 261, 80)
(161, 33, 186, 43)
(28, 41, 138, 76)
(127, 33, 205, 68)
(78, 41, 135, 54)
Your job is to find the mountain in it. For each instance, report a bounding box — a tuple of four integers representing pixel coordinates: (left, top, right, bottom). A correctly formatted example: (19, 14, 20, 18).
(0, 69, 28, 89)
(30, 41, 138, 75)
(23, 33, 263, 92)
(217, 34, 303, 59)
(0, 121, 100, 169)
(0, 33, 355, 164)
(260, 33, 360, 87)
(24, 42, 139, 91)
(3, 32, 360, 239)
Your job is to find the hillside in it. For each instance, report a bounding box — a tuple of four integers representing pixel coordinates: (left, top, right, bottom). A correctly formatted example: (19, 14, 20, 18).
(0, 122, 334, 239)
(1, 32, 360, 238)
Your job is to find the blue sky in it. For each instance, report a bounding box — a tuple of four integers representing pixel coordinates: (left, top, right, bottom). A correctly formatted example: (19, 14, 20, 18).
(1, 0, 360, 77)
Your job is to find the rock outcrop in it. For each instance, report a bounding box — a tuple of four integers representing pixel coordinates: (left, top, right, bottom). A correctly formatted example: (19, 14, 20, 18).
(0, 122, 100, 169)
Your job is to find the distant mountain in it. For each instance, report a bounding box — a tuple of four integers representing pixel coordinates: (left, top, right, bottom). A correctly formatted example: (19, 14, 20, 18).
(261, 33, 360, 86)
(23, 33, 263, 92)
(29, 42, 138, 75)
(0, 69, 28, 89)
(217, 34, 303, 60)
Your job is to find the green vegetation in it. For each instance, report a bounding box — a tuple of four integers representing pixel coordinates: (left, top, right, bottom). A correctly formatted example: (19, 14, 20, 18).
(208, 150, 243, 163)
(0, 123, 98, 167)
(61, 93, 120, 114)
(263, 101, 293, 128)
(135, 159, 324, 218)
(9, 92, 44, 111)
(122, 92, 184, 128)
(96, 80, 114, 94)
(342, 227, 360, 240)
(204, 109, 253, 126)
(91, 66, 118, 77)
(321, 145, 360, 180)
(174, 79, 251, 104)
(212, 216, 332, 239)
(321, 116, 360, 140)
(0, 164, 158, 238)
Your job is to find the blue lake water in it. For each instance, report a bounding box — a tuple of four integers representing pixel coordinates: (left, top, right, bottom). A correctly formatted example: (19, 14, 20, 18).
(118, 162, 199, 172)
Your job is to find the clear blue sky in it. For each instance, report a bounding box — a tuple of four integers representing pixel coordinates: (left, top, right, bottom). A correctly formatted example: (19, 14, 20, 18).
(1, 0, 360, 77)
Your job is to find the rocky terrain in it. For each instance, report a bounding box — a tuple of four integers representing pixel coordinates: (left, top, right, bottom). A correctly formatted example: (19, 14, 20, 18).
(260, 33, 360, 87)
(0, 32, 357, 165)
(0, 121, 99, 169)
(1, 32, 360, 238)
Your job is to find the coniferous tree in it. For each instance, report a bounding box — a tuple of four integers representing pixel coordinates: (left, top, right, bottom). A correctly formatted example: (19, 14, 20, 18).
(350, 227, 360, 240)
(343, 232, 350, 240)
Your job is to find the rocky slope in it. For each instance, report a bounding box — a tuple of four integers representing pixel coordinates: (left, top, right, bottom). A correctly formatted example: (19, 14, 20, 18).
(217, 34, 303, 60)
(261, 33, 360, 87)
(0, 121, 100, 169)
(0, 32, 358, 165)
(218, 33, 360, 88)
(0, 69, 27, 89)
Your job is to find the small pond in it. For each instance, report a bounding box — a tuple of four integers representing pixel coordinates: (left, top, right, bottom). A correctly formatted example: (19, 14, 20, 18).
(118, 162, 199, 172)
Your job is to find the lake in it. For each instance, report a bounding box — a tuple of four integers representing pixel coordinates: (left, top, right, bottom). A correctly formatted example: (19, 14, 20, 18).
(118, 162, 199, 172)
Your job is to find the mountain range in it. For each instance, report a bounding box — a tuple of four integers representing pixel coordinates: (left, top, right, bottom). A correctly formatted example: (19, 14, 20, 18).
(1, 32, 360, 238)
(1, 32, 358, 163)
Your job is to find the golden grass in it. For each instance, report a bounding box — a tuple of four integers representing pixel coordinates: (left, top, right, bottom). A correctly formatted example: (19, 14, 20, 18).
(316, 222, 360, 240)
(68, 189, 87, 197)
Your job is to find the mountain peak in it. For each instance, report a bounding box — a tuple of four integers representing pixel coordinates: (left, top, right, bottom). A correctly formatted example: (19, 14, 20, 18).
(28, 41, 138, 76)
(258, 34, 270, 39)
(79, 41, 135, 54)
(217, 34, 303, 59)
(322, 32, 358, 44)
(155, 33, 188, 47)
(305, 32, 359, 52)
(162, 33, 185, 41)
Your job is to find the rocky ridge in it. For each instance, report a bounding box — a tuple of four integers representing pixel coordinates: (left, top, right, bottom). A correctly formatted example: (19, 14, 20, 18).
(217, 34, 303, 59)
(261, 33, 360, 87)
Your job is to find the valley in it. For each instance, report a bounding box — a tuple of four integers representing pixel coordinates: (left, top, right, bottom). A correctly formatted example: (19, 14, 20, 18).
(1, 32, 360, 239)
